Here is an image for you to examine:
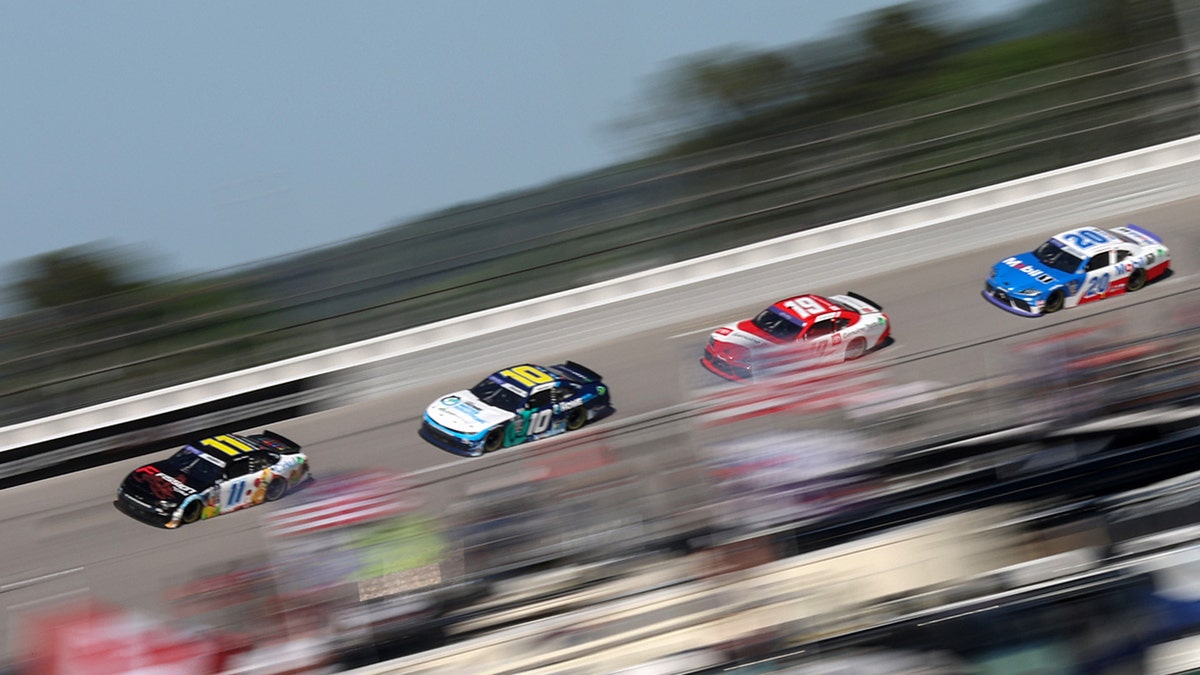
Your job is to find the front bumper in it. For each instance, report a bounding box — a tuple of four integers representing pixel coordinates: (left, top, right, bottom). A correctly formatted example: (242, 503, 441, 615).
(701, 351, 752, 382)
(419, 420, 485, 457)
(982, 283, 1041, 317)
(113, 492, 176, 528)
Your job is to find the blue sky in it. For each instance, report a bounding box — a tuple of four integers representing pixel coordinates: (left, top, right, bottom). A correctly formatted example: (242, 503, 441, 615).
(1, 1, 1029, 281)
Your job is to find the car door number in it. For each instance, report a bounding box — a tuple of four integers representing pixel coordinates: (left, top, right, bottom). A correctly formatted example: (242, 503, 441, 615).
(225, 478, 249, 508)
(529, 408, 551, 434)
(506, 408, 553, 446)
(1084, 273, 1110, 298)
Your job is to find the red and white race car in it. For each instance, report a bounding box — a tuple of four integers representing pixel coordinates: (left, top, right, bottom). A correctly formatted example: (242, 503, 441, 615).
(701, 292, 891, 382)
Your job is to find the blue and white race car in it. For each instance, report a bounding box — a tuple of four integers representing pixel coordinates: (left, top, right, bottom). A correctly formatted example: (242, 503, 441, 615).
(419, 362, 615, 457)
(984, 225, 1170, 317)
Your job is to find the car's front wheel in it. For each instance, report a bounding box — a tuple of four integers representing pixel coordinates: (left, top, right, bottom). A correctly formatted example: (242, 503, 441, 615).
(181, 500, 202, 525)
(1043, 289, 1065, 314)
(483, 429, 503, 453)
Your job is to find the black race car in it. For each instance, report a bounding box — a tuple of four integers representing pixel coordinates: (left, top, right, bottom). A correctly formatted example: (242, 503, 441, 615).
(114, 430, 309, 528)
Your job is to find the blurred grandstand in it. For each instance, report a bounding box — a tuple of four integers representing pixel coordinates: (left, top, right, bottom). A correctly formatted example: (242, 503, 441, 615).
(11, 289, 1200, 672)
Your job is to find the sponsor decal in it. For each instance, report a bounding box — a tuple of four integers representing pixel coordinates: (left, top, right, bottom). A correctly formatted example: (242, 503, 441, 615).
(184, 445, 226, 466)
(133, 467, 173, 500)
(133, 466, 195, 499)
(558, 398, 585, 411)
(198, 453, 225, 467)
(1001, 257, 1056, 284)
(156, 472, 196, 495)
(446, 400, 490, 424)
(441, 395, 461, 405)
(499, 382, 525, 396)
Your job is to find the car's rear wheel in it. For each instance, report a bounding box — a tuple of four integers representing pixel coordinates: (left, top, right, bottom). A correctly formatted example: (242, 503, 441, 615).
(845, 337, 868, 360)
(483, 429, 503, 453)
(1044, 289, 1065, 314)
(566, 407, 587, 431)
(181, 500, 202, 525)
(1127, 268, 1147, 292)
(265, 477, 288, 502)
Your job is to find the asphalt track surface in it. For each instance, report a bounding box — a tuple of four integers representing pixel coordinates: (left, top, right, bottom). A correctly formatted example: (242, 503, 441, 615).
(0, 200, 1198, 662)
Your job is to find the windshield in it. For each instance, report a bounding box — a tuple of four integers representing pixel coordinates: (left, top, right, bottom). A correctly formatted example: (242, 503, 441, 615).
(752, 308, 804, 341)
(158, 447, 225, 487)
(1033, 241, 1083, 274)
(470, 377, 526, 412)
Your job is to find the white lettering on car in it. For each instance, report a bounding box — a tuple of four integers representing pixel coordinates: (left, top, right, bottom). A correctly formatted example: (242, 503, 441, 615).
(156, 472, 195, 495)
(558, 398, 585, 411)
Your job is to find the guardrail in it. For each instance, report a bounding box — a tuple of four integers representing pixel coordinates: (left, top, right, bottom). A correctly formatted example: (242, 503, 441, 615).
(2, 133, 1199, 461)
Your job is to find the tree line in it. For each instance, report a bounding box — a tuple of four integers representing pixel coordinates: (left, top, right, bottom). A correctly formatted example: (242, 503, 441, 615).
(618, 0, 1181, 155)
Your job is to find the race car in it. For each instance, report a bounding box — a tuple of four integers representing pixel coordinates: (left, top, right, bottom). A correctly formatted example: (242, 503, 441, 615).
(114, 430, 309, 528)
(701, 292, 890, 382)
(419, 362, 614, 457)
(984, 225, 1170, 317)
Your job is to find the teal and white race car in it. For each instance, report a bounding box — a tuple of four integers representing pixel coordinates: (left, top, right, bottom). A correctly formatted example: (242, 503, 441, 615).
(419, 362, 614, 457)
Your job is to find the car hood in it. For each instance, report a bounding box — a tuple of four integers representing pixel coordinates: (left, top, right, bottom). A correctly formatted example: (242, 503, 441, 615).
(990, 252, 1075, 296)
(711, 320, 779, 349)
(425, 390, 514, 435)
(121, 465, 197, 506)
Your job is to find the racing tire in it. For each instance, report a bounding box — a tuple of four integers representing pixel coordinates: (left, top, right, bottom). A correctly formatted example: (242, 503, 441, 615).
(1043, 289, 1065, 314)
(566, 407, 587, 431)
(845, 337, 868, 361)
(1127, 268, 1147, 292)
(483, 429, 503, 454)
(265, 477, 288, 502)
(181, 500, 202, 525)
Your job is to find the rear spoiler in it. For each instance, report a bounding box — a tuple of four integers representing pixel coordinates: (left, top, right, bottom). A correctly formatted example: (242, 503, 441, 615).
(253, 429, 303, 453)
(557, 361, 602, 383)
(846, 291, 883, 310)
(1116, 223, 1163, 244)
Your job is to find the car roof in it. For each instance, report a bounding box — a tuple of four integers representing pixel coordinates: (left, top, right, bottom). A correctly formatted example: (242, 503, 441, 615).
(1050, 227, 1118, 257)
(192, 434, 259, 461)
(772, 294, 841, 322)
(490, 364, 558, 393)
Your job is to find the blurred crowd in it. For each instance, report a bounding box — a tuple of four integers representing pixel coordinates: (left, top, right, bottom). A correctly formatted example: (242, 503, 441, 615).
(10, 294, 1200, 674)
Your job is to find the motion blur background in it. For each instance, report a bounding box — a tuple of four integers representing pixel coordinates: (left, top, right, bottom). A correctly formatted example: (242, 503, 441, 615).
(6, 0, 1200, 673)
(2, 0, 1195, 423)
